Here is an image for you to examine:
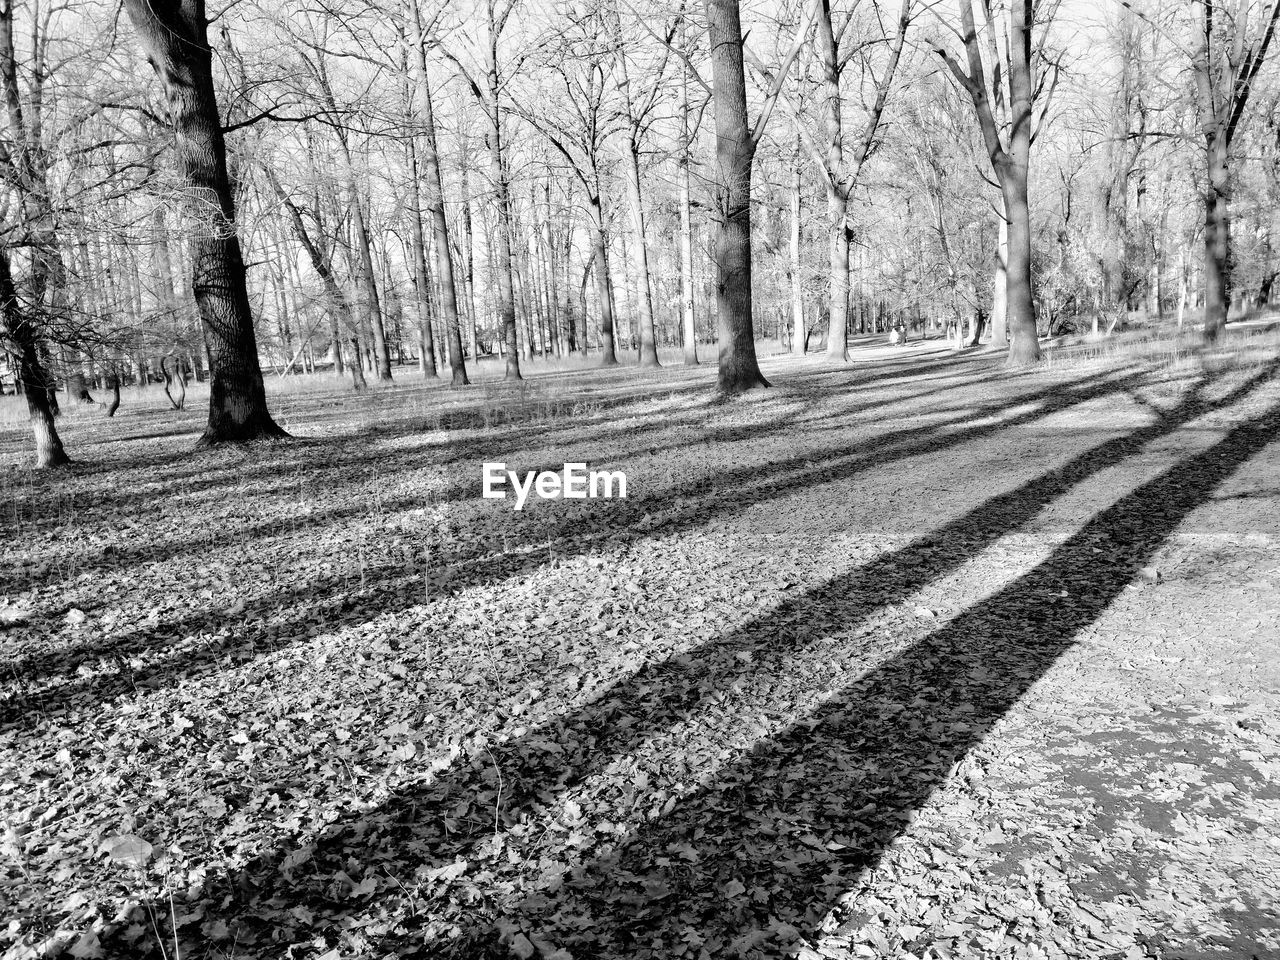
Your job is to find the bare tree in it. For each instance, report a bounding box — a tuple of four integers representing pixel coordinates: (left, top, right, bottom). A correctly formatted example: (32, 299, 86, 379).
(1190, 0, 1280, 339)
(771, 0, 913, 361)
(125, 0, 287, 443)
(0, 2, 69, 466)
(407, 0, 470, 384)
(439, 0, 524, 379)
(936, 0, 1057, 365)
(702, 0, 809, 392)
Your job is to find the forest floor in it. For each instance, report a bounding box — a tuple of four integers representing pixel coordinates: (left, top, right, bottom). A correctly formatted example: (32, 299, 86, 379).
(2, 331, 1279, 960)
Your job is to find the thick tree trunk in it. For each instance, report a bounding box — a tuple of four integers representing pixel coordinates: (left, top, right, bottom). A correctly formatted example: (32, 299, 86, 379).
(1, 250, 68, 467)
(1003, 174, 1038, 364)
(704, 0, 769, 393)
(992, 212, 1008, 345)
(349, 338, 367, 390)
(124, 0, 285, 445)
(105, 370, 121, 417)
(1203, 132, 1230, 342)
(814, 0, 851, 364)
(826, 188, 852, 361)
(1001, 0, 1040, 366)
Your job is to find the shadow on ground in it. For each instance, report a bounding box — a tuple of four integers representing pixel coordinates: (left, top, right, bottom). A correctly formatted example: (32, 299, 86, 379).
(90, 362, 1280, 957)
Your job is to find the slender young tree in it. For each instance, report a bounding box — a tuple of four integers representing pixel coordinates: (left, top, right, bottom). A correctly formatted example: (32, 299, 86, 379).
(678, 24, 701, 366)
(519, 10, 621, 366)
(608, 1, 674, 368)
(408, 0, 469, 384)
(441, 0, 522, 379)
(777, 0, 912, 362)
(123, 0, 286, 444)
(267, 168, 367, 391)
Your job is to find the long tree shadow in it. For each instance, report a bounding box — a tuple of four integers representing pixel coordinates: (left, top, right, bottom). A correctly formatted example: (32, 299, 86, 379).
(472, 396, 1280, 959)
(1, 367, 1149, 723)
(99, 364, 1280, 956)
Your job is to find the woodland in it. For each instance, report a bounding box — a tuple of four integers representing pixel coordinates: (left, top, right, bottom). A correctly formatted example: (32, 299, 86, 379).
(2, 0, 1280, 958)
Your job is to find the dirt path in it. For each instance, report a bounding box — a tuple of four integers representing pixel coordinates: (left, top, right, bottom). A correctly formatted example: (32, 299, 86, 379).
(2, 340, 1278, 959)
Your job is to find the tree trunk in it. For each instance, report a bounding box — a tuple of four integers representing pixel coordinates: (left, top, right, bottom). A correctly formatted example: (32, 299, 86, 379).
(352, 188, 393, 380)
(269, 170, 362, 392)
(405, 134, 439, 380)
(541, 178, 561, 358)
(1203, 131, 1230, 341)
(992, 199, 1009, 347)
(588, 194, 619, 366)
(349, 338, 367, 390)
(790, 155, 806, 356)
(826, 188, 851, 361)
(704, 0, 769, 393)
(459, 167, 481, 363)
(1, 250, 68, 467)
(563, 226, 579, 353)
(622, 142, 660, 367)
(483, 59, 522, 379)
(105, 369, 121, 417)
(679, 64, 699, 366)
(1002, 176, 1038, 363)
(1001, 0, 1040, 365)
(124, 0, 286, 445)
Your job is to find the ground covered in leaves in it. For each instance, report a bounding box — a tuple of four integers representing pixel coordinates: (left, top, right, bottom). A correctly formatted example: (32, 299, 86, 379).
(3, 336, 1279, 960)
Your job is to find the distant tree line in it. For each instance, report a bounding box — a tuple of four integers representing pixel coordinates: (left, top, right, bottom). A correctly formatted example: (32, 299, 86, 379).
(3, 0, 1279, 465)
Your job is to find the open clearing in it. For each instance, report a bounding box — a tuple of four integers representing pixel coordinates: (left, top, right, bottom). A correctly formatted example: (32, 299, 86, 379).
(3, 337, 1279, 960)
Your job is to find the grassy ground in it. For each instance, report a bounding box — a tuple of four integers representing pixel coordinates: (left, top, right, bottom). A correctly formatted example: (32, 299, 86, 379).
(2, 331, 1278, 960)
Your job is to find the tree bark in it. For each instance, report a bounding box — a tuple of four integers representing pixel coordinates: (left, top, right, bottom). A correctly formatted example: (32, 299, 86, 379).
(703, 0, 769, 393)
(105, 369, 121, 417)
(407, 4, 469, 384)
(0, 250, 68, 467)
(588, 194, 619, 365)
(1188, 0, 1280, 342)
(459, 165, 481, 363)
(1001, 0, 1039, 365)
(938, 0, 1040, 365)
(1202, 130, 1230, 340)
(622, 143, 660, 367)
(815, 0, 851, 362)
(992, 207, 1008, 345)
(124, 0, 286, 444)
(790, 152, 806, 356)
(404, 133, 439, 379)
(679, 54, 699, 365)
(476, 16, 522, 380)
(826, 189, 852, 361)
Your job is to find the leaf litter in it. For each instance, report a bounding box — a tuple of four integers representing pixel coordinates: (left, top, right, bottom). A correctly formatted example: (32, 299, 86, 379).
(1, 346, 1279, 958)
